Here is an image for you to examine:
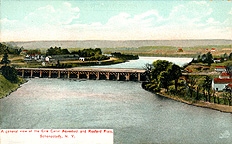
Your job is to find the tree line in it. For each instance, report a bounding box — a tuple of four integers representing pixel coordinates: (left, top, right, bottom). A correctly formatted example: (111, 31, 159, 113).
(0, 43, 22, 55)
(192, 52, 232, 66)
(72, 48, 109, 61)
(46, 47, 109, 61)
(0, 53, 18, 83)
(111, 52, 139, 60)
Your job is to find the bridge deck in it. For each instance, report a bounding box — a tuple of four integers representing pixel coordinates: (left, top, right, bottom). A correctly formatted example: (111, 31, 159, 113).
(16, 67, 146, 73)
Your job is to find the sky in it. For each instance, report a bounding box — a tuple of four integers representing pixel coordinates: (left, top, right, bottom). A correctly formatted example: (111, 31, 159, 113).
(1, 0, 232, 41)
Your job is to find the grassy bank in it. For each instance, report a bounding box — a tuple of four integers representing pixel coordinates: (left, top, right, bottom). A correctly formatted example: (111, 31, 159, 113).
(11, 57, 126, 68)
(155, 91, 232, 113)
(143, 82, 232, 113)
(0, 75, 27, 99)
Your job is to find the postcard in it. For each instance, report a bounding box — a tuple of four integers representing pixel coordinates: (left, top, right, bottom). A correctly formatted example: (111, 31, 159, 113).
(0, 0, 232, 143)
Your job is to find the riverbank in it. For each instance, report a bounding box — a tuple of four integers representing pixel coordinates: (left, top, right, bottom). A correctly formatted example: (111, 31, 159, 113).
(154, 90, 232, 113)
(8, 57, 127, 68)
(0, 75, 27, 99)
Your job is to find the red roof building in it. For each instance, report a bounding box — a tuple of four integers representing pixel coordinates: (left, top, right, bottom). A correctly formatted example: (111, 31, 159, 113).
(215, 66, 227, 69)
(213, 77, 232, 91)
(215, 66, 227, 72)
(185, 68, 192, 73)
(225, 83, 232, 91)
(211, 48, 216, 51)
(226, 83, 232, 88)
(213, 78, 232, 84)
(220, 73, 232, 79)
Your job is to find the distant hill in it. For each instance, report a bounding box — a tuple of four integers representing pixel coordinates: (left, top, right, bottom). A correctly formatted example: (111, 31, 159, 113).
(6, 39, 232, 49)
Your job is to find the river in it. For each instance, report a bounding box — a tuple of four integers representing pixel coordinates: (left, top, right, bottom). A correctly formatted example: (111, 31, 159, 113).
(90, 56, 193, 69)
(1, 57, 232, 144)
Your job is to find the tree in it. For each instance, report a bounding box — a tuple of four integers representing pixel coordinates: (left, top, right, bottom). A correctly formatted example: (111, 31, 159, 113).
(220, 56, 224, 63)
(186, 75, 197, 98)
(229, 52, 232, 60)
(167, 64, 182, 92)
(46, 46, 70, 55)
(95, 48, 102, 55)
(202, 76, 212, 102)
(201, 54, 207, 62)
(158, 71, 172, 92)
(197, 55, 202, 62)
(143, 63, 154, 82)
(151, 60, 172, 81)
(206, 52, 213, 66)
(0, 66, 18, 83)
(0, 53, 11, 66)
(225, 92, 232, 106)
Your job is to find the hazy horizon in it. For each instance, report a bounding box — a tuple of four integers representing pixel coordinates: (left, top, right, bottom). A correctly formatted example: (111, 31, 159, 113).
(7, 39, 232, 49)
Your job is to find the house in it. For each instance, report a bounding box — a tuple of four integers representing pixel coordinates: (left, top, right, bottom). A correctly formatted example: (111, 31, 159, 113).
(45, 56, 52, 62)
(22, 49, 28, 54)
(211, 48, 216, 52)
(42, 61, 49, 66)
(224, 57, 229, 61)
(212, 78, 232, 91)
(219, 73, 232, 79)
(24, 55, 32, 61)
(225, 83, 232, 92)
(177, 48, 183, 52)
(213, 58, 221, 63)
(206, 49, 209, 51)
(215, 66, 227, 72)
(79, 57, 85, 61)
(184, 68, 192, 73)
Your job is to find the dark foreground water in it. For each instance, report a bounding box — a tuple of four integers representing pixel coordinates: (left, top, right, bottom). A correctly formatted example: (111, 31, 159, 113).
(1, 79, 232, 144)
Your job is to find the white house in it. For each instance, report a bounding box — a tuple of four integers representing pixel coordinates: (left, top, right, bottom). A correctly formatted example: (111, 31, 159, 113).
(42, 61, 49, 66)
(211, 48, 216, 52)
(79, 57, 85, 61)
(212, 78, 232, 91)
(45, 56, 52, 62)
(215, 66, 227, 72)
(24, 55, 32, 61)
(213, 58, 221, 63)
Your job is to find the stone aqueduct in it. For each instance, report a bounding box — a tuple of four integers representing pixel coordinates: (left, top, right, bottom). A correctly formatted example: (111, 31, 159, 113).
(16, 68, 146, 81)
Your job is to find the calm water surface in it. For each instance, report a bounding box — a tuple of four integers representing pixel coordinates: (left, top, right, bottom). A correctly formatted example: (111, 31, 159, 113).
(1, 57, 232, 144)
(89, 56, 192, 69)
(1, 79, 232, 143)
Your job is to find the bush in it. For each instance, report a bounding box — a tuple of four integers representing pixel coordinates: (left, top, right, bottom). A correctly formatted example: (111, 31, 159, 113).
(0, 66, 18, 83)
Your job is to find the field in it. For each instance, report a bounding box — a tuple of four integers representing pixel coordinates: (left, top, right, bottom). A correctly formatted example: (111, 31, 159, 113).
(65, 45, 232, 58)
